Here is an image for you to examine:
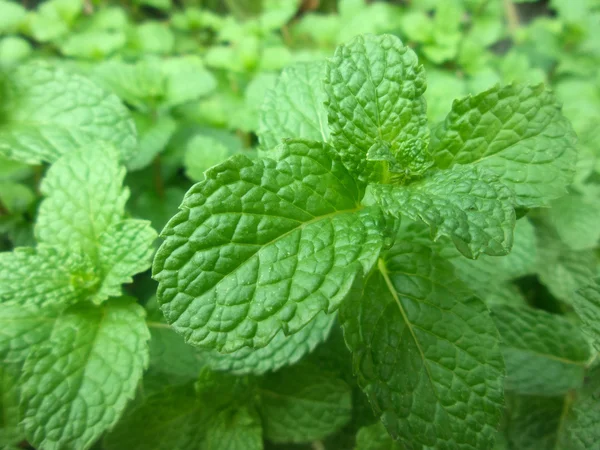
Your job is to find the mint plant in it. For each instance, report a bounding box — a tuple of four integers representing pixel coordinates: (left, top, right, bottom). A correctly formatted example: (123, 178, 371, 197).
(152, 33, 587, 448)
(0, 141, 156, 450)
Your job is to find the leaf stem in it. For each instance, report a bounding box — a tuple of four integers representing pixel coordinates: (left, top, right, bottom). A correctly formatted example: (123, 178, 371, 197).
(153, 155, 165, 200)
(503, 0, 520, 34)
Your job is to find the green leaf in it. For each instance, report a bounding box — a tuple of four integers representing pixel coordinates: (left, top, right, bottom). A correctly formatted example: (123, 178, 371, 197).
(0, 304, 56, 364)
(96, 219, 157, 300)
(0, 62, 137, 164)
(59, 30, 126, 59)
(491, 305, 591, 396)
(202, 406, 263, 450)
(259, 362, 351, 443)
(0, 366, 22, 447)
(546, 192, 600, 251)
(104, 383, 202, 450)
(573, 280, 600, 350)
(561, 366, 600, 449)
(183, 134, 235, 182)
(340, 242, 505, 449)
(535, 223, 596, 304)
(440, 218, 537, 301)
(430, 83, 577, 208)
(153, 139, 385, 352)
(21, 298, 149, 450)
(259, 62, 329, 151)
(127, 113, 177, 171)
(36, 143, 128, 261)
(0, 246, 97, 309)
(203, 310, 335, 375)
(355, 422, 405, 450)
(325, 34, 430, 183)
(161, 56, 217, 108)
(366, 165, 515, 257)
(0, 0, 26, 34)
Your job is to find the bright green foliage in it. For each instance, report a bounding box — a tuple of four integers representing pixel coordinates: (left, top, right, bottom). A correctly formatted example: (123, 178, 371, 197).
(0, 367, 21, 448)
(259, 62, 329, 150)
(355, 422, 405, 450)
(183, 134, 235, 182)
(259, 363, 352, 443)
(20, 298, 149, 450)
(154, 139, 385, 352)
(547, 192, 600, 250)
(0, 62, 137, 164)
(430, 84, 577, 208)
(0, 246, 96, 309)
(366, 165, 515, 257)
(491, 305, 591, 396)
(325, 34, 430, 183)
(203, 311, 336, 375)
(340, 242, 504, 449)
(573, 280, 600, 349)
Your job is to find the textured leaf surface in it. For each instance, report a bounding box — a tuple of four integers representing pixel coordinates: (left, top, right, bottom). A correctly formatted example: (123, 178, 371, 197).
(491, 305, 591, 396)
(340, 242, 505, 449)
(259, 363, 352, 443)
(203, 311, 335, 375)
(573, 281, 600, 350)
(367, 165, 515, 257)
(21, 298, 150, 450)
(153, 139, 384, 352)
(259, 62, 329, 150)
(36, 143, 128, 261)
(0, 366, 21, 447)
(441, 218, 536, 300)
(0, 62, 137, 164)
(0, 304, 55, 364)
(430, 83, 577, 208)
(325, 34, 430, 183)
(96, 219, 157, 300)
(202, 406, 263, 450)
(0, 246, 96, 309)
(104, 383, 201, 450)
(561, 366, 600, 450)
(547, 192, 600, 251)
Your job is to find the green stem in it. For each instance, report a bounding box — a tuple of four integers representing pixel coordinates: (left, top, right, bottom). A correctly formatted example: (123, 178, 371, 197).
(503, 0, 520, 34)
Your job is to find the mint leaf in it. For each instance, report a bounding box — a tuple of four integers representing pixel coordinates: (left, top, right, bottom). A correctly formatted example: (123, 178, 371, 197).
(0, 304, 55, 365)
(259, 62, 329, 150)
(36, 143, 128, 260)
(21, 298, 149, 450)
(96, 220, 157, 300)
(561, 366, 600, 449)
(0, 367, 21, 448)
(153, 139, 384, 352)
(356, 422, 404, 450)
(202, 406, 263, 450)
(127, 114, 177, 172)
(0, 246, 96, 309)
(367, 165, 515, 257)
(491, 305, 591, 396)
(573, 280, 600, 349)
(430, 84, 577, 208)
(535, 223, 596, 304)
(104, 383, 202, 450)
(259, 363, 351, 443)
(547, 192, 600, 251)
(183, 134, 235, 182)
(325, 34, 430, 183)
(340, 242, 504, 449)
(0, 62, 137, 164)
(203, 310, 336, 375)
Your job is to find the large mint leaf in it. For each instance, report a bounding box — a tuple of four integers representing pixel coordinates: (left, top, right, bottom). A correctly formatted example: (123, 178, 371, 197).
(259, 362, 352, 443)
(573, 280, 600, 350)
(153, 139, 385, 352)
(355, 422, 404, 450)
(340, 242, 504, 449)
(20, 298, 149, 450)
(96, 219, 157, 300)
(0, 366, 22, 448)
(491, 305, 591, 396)
(36, 143, 128, 261)
(547, 191, 600, 251)
(430, 83, 577, 208)
(202, 406, 263, 450)
(203, 311, 336, 375)
(259, 62, 329, 151)
(0, 62, 137, 164)
(104, 383, 202, 450)
(366, 165, 515, 257)
(0, 246, 97, 309)
(325, 34, 429, 183)
(0, 304, 55, 364)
